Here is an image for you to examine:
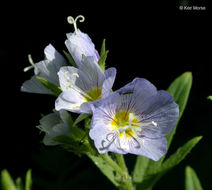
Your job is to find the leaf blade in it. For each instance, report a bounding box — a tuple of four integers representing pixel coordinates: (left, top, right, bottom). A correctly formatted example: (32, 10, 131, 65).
(1, 170, 17, 190)
(133, 72, 193, 184)
(25, 169, 32, 190)
(132, 156, 150, 183)
(136, 137, 202, 190)
(87, 154, 120, 187)
(159, 136, 202, 173)
(166, 72, 192, 148)
(185, 166, 203, 190)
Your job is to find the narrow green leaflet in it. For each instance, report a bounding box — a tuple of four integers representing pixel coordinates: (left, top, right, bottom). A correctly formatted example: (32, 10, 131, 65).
(36, 76, 62, 96)
(159, 136, 202, 173)
(98, 39, 108, 72)
(100, 39, 106, 56)
(1, 170, 16, 190)
(133, 72, 193, 185)
(185, 166, 203, 190)
(135, 137, 202, 190)
(166, 72, 192, 148)
(98, 50, 109, 72)
(207, 96, 212, 101)
(63, 50, 77, 67)
(53, 125, 96, 156)
(16, 178, 24, 190)
(53, 135, 90, 155)
(25, 169, 32, 190)
(87, 154, 121, 187)
(73, 114, 90, 127)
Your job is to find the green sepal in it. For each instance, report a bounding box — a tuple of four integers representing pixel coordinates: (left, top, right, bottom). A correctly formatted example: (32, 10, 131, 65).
(1, 169, 16, 190)
(98, 39, 108, 72)
(63, 50, 77, 67)
(185, 166, 203, 190)
(53, 125, 97, 156)
(73, 114, 90, 127)
(84, 117, 91, 129)
(100, 39, 106, 56)
(98, 50, 109, 72)
(36, 76, 62, 96)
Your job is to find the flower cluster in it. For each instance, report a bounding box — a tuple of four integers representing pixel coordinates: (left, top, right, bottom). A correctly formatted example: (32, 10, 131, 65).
(21, 15, 179, 161)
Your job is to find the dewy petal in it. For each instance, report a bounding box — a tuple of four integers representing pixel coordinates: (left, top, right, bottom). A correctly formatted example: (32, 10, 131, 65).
(116, 78, 157, 101)
(102, 67, 117, 98)
(55, 90, 87, 113)
(90, 78, 179, 159)
(58, 66, 92, 92)
(90, 92, 121, 120)
(89, 93, 126, 154)
(79, 56, 105, 89)
(115, 78, 179, 138)
(56, 57, 115, 114)
(65, 31, 99, 67)
(21, 44, 67, 95)
(126, 136, 168, 161)
(21, 76, 53, 95)
(35, 44, 67, 86)
(58, 57, 105, 93)
(136, 90, 179, 138)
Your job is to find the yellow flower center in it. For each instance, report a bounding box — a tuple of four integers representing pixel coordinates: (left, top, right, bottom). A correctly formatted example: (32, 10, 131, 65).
(85, 88, 102, 102)
(110, 110, 139, 138)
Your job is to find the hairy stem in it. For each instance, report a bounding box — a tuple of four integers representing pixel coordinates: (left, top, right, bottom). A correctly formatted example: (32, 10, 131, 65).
(115, 154, 134, 190)
(100, 153, 124, 176)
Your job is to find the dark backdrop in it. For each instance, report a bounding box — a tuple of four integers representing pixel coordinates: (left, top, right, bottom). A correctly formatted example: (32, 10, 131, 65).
(0, 1, 211, 190)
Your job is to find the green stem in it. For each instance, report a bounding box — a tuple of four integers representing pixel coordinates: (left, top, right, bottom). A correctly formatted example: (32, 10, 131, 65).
(100, 153, 124, 176)
(101, 153, 134, 190)
(115, 154, 134, 190)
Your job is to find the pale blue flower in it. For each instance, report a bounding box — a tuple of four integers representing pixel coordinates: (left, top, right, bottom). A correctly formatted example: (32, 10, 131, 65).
(65, 15, 99, 67)
(89, 78, 179, 161)
(37, 110, 71, 146)
(65, 31, 99, 67)
(21, 44, 67, 94)
(55, 56, 116, 114)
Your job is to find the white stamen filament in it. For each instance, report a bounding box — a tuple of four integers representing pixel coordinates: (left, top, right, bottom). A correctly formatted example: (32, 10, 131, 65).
(67, 15, 85, 33)
(135, 120, 158, 128)
(64, 71, 92, 100)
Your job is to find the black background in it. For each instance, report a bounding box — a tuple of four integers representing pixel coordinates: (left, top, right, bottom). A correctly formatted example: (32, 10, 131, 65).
(0, 1, 211, 189)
